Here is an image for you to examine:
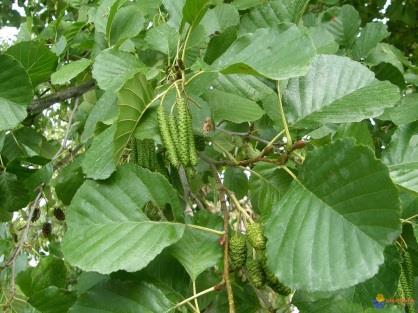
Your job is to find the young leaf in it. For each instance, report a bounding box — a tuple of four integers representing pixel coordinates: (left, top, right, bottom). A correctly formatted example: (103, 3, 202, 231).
(51, 59, 92, 85)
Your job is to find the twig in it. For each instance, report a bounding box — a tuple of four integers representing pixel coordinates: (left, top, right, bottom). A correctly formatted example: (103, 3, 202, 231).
(276, 81, 292, 150)
(28, 80, 95, 115)
(186, 224, 224, 236)
(178, 166, 193, 215)
(192, 280, 201, 313)
(166, 281, 224, 312)
(211, 165, 235, 313)
(228, 192, 254, 224)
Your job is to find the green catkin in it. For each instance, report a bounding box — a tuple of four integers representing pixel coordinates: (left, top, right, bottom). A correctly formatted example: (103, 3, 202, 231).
(130, 138, 138, 164)
(229, 234, 247, 269)
(175, 97, 190, 166)
(247, 259, 266, 288)
(400, 250, 416, 313)
(247, 222, 266, 250)
(186, 108, 198, 166)
(259, 255, 291, 296)
(146, 140, 157, 171)
(157, 105, 179, 167)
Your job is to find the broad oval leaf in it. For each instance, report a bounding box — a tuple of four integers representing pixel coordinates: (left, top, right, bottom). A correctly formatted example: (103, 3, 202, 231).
(114, 73, 154, 161)
(51, 58, 92, 85)
(382, 121, 418, 194)
(265, 140, 401, 292)
(92, 49, 144, 92)
(285, 55, 400, 128)
(62, 165, 185, 274)
(213, 25, 316, 80)
(379, 93, 418, 126)
(108, 5, 145, 46)
(6, 41, 57, 86)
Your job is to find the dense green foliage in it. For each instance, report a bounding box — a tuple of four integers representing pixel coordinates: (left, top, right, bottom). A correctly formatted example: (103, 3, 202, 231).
(0, 0, 417, 312)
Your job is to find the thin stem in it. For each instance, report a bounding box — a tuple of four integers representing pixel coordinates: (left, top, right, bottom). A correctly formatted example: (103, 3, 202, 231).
(211, 166, 235, 313)
(262, 129, 285, 153)
(281, 166, 298, 181)
(181, 25, 193, 63)
(276, 81, 292, 150)
(192, 280, 200, 313)
(228, 192, 254, 224)
(166, 282, 223, 312)
(186, 224, 224, 236)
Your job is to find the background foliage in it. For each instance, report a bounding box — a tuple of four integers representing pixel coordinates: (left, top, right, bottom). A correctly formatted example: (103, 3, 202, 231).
(0, 0, 417, 312)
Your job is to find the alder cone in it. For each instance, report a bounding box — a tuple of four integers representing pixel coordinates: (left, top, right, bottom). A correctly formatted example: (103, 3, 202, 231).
(247, 222, 266, 250)
(53, 208, 65, 221)
(260, 254, 291, 296)
(247, 259, 265, 288)
(42, 222, 52, 237)
(229, 234, 247, 269)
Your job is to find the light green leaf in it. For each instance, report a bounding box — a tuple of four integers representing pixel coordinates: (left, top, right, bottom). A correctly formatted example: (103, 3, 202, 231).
(62, 164, 184, 274)
(333, 122, 374, 149)
(94, 0, 121, 34)
(285, 55, 400, 128)
(239, 0, 309, 34)
(51, 59, 92, 85)
(249, 163, 292, 218)
(108, 5, 145, 46)
(204, 89, 264, 123)
(382, 122, 418, 194)
(201, 4, 240, 35)
(352, 22, 389, 61)
(224, 167, 248, 199)
(114, 73, 153, 161)
(323, 5, 360, 47)
(69, 280, 174, 313)
(367, 43, 405, 73)
(82, 124, 117, 180)
(211, 73, 274, 102)
(92, 49, 144, 92)
(169, 227, 222, 280)
(379, 94, 418, 125)
(0, 98, 27, 131)
(162, 0, 185, 28)
(145, 23, 179, 56)
(265, 140, 401, 291)
(81, 91, 118, 143)
(6, 41, 57, 86)
(0, 54, 33, 106)
(214, 25, 316, 80)
(307, 26, 339, 54)
(0, 172, 30, 212)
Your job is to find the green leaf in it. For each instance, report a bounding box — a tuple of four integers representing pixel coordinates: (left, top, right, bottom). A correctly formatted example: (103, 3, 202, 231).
(382, 122, 418, 194)
(352, 22, 389, 61)
(224, 167, 248, 199)
(82, 124, 117, 180)
(54, 157, 84, 206)
(62, 164, 185, 274)
(307, 26, 339, 54)
(0, 54, 33, 130)
(203, 89, 264, 123)
(114, 73, 153, 161)
(162, 0, 185, 29)
(145, 23, 179, 57)
(265, 140, 401, 292)
(108, 5, 145, 46)
(323, 5, 360, 47)
(372, 62, 406, 89)
(81, 91, 118, 143)
(92, 49, 144, 92)
(31, 256, 68, 294)
(379, 94, 418, 125)
(182, 0, 211, 27)
(214, 25, 316, 80)
(51, 59, 92, 85)
(201, 4, 240, 35)
(94, 0, 121, 34)
(333, 122, 374, 149)
(6, 41, 57, 86)
(69, 280, 174, 313)
(0, 98, 27, 131)
(169, 227, 222, 280)
(29, 287, 77, 313)
(239, 0, 310, 33)
(249, 163, 292, 218)
(367, 43, 405, 73)
(285, 55, 400, 128)
(0, 172, 30, 212)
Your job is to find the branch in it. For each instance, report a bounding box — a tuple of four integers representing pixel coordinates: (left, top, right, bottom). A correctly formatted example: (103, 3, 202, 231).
(27, 80, 95, 115)
(210, 165, 235, 313)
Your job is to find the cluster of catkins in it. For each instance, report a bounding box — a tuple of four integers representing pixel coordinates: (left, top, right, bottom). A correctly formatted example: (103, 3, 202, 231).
(229, 222, 291, 296)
